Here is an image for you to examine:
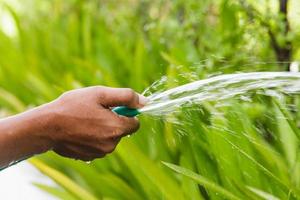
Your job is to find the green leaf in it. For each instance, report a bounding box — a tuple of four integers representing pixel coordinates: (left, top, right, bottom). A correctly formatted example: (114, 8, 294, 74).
(33, 183, 78, 200)
(162, 162, 242, 200)
(246, 186, 280, 200)
(274, 101, 298, 167)
(0, 87, 25, 112)
(117, 140, 185, 200)
(30, 158, 98, 200)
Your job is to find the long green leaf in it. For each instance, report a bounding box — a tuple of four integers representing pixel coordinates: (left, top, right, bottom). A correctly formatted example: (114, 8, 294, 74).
(30, 158, 98, 200)
(162, 162, 242, 200)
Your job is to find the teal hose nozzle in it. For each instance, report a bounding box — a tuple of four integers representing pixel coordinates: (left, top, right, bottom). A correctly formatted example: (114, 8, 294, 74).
(112, 106, 140, 117)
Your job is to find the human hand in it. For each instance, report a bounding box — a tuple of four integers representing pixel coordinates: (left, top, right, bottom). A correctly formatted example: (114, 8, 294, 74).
(41, 86, 147, 161)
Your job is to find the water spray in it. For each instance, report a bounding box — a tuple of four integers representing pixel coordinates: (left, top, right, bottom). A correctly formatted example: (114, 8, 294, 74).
(114, 72, 300, 117)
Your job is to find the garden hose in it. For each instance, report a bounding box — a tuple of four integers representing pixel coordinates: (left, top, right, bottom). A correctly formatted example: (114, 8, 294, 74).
(112, 106, 140, 117)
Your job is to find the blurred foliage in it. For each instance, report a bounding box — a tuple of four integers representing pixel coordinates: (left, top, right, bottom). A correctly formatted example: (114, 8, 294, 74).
(1, 0, 300, 199)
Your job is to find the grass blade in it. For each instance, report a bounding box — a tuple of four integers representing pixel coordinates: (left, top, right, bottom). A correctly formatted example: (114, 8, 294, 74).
(162, 161, 242, 200)
(30, 158, 98, 200)
(246, 186, 280, 200)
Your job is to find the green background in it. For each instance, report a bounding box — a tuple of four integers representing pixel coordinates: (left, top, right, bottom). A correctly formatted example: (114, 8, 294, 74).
(1, 0, 300, 199)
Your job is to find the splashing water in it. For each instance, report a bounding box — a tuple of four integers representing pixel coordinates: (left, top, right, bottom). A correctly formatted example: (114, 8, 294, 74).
(139, 72, 300, 116)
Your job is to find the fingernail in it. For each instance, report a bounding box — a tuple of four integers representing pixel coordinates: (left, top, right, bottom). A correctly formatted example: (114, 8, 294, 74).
(138, 95, 148, 106)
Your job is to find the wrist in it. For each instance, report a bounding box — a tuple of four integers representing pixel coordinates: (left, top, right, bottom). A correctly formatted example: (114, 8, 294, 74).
(0, 104, 55, 167)
(26, 104, 57, 153)
(12, 104, 55, 154)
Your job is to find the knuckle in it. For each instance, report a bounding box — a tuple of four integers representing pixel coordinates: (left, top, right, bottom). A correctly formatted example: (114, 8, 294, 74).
(124, 88, 136, 100)
(57, 90, 78, 103)
(102, 143, 116, 154)
(95, 86, 105, 97)
(128, 123, 140, 134)
(96, 153, 106, 158)
(112, 127, 123, 137)
(106, 145, 117, 154)
(59, 91, 72, 100)
(125, 119, 140, 133)
(132, 120, 140, 132)
(95, 143, 112, 154)
(115, 117, 140, 136)
(95, 86, 104, 93)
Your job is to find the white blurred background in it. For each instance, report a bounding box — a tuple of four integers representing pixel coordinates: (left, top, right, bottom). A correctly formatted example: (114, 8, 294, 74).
(0, 161, 56, 200)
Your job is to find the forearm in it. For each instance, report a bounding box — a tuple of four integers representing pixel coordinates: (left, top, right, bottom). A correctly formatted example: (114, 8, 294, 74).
(0, 106, 51, 168)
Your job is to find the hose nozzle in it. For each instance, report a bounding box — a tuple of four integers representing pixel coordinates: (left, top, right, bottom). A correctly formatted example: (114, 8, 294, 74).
(112, 106, 140, 117)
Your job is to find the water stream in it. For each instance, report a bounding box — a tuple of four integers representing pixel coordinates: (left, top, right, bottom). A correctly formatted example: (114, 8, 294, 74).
(140, 72, 300, 116)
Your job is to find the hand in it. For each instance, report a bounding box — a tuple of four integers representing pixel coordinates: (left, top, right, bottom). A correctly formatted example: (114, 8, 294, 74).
(0, 86, 146, 167)
(40, 86, 147, 161)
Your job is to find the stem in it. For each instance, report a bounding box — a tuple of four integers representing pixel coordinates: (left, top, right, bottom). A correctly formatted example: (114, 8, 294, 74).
(276, 0, 291, 70)
(238, 0, 292, 70)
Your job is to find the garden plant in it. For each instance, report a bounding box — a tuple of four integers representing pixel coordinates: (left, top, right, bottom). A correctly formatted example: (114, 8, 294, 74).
(1, 0, 300, 199)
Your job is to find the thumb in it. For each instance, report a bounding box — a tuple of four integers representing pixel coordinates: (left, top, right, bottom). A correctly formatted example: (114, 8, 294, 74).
(99, 87, 147, 108)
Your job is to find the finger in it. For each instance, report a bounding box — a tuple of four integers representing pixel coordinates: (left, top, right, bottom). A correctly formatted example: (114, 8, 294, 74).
(118, 117, 140, 137)
(54, 144, 105, 161)
(98, 87, 147, 108)
(95, 109, 140, 138)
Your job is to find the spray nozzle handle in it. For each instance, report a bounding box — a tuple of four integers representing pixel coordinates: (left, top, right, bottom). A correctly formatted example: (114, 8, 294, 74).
(112, 106, 140, 117)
